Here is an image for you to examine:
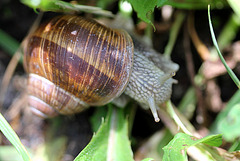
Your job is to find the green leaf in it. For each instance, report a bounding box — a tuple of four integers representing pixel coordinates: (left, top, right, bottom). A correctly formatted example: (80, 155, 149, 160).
(228, 0, 240, 19)
(90, 106, 107, 132)
(75, 105, 134, 161)
(162, 133, 222, 161)
(21, 0, 62, 12)
(228, 140, 240, 152)
(125, 0, 167, 24)
(218, 104, 240, 142)
(0, 113, 31, 161)
(210, 90, 240, 134)
(198, 134, 223, 147)
(0, 146, 26, 161)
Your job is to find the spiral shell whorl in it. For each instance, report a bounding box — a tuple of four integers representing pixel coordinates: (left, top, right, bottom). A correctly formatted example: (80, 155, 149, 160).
(24, 15, 134, 116)
(27, 73, 89, 117)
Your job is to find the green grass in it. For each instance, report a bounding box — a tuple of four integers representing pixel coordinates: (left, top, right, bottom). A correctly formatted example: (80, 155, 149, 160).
(208, 5, 240, 89)
(0, 113, 31, 161)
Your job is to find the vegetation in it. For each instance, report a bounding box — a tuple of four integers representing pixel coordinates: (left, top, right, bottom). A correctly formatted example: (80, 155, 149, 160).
(0, 0, 240, 160)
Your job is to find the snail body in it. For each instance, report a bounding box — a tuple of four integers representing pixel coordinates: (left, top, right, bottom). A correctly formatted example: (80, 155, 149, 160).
(24, 15, 178, 121)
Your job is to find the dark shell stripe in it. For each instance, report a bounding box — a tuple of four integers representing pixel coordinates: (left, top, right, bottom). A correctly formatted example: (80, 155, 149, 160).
(100, 30, 121, 95)
(77, 22, 98, 99)
(26, 36, 118, 103)
(24, 15, 133, 105)
(82, 27, 108, 100)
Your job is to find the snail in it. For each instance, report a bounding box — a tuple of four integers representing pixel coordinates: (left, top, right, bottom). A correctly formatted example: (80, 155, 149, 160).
(23, 15, 179, 122)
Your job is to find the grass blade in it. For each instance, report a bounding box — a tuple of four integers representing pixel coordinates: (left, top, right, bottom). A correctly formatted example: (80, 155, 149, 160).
(208, 5, 240, 89)
(0, 113, 31, 161)
(0, 29, 19, 56)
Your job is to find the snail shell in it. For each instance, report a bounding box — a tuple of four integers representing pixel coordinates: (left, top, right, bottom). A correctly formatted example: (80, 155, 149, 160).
(24, 15, 134, 117)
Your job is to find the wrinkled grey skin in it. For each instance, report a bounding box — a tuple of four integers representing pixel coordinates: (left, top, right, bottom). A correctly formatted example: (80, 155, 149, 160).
(124, 35, 179, 108)
(101, 15, 179, 121)
(123, 36, 179, 121)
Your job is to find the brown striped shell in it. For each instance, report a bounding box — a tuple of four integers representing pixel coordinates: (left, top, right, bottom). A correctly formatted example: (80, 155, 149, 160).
(24, 15, 134, 117)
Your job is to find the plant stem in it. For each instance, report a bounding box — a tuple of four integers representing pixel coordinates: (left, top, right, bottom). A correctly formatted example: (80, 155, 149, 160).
(0, 29, 20, 58)
(166, 101, 192, 135)
(164, 11, 185, 57)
